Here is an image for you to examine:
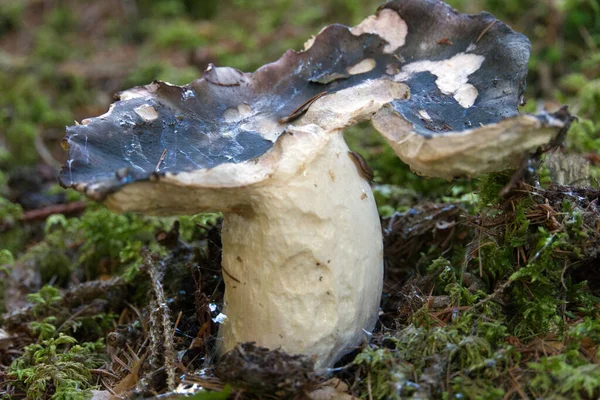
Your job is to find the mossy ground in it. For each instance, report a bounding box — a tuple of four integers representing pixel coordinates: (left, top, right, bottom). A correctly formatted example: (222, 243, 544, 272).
(0, 1, 599, 399)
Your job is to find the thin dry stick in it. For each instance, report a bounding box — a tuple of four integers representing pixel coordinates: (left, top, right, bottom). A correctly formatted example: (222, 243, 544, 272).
(144, 253, 178, 391)
(173, 310, 183, 337)
(155, 148, 168, 172)
(508, 369, 530, 400)
(221, 265, 241, 283)
(102, 379, 118, 396)
(90, 369, 121, 380)
(466, 278, 513, 312)
(278, 91, 327, 124)
(476, 20, 497, 42)
(56, 303, 95, 333)
(20, 201, 87, 222)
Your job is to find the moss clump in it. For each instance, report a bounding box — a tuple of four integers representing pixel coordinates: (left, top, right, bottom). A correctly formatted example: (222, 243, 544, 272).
(8, 334, 105, 400)
(3, 285, 113, 399)
(0, 249, 14, 315)
(355, 180, 600, 399)
(354, 318, 516, 400)
(15, 208, 172, 284)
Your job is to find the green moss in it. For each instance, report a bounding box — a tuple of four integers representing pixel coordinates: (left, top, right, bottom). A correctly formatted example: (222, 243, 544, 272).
(0, 249, 13, 315)
(0, 195, 26, 254)
(0, 1, 25, 34)
(354, 319, 519, 399)
(151, 19, 209, 49)
(27, 286, 63, 318)
(353, 345, 418, 399)
(567, 119, 600, 153)
(528, 352, 600, 400)
(0, 73, 72, 168)
(176, 213, 221, 242)
(44, 6, 76, 35)
(125, 62, 166, 87)
(8, 334, 105, 400)
(34, 27, 73, 63)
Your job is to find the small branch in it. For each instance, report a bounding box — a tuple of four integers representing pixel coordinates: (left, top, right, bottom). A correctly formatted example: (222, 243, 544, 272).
(466, 279, 513, 312)
(476, 20, 497, 42)
(142, 251, 178, 391)
(20, 201, 88, 222)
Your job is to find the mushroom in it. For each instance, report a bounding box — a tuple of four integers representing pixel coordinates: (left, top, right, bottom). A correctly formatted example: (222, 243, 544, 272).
(59, 0, 570, 368)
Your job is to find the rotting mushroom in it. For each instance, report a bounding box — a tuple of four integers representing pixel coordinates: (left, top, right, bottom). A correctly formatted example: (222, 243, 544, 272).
(59, 0, 571, 368)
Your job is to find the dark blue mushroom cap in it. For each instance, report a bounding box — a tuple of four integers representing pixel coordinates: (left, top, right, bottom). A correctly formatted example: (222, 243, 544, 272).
(59, 0, 567, 200)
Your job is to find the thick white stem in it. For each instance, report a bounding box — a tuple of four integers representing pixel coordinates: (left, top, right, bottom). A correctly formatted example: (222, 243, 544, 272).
(218, 131, 383, 368)
(106, 129, 384, 368)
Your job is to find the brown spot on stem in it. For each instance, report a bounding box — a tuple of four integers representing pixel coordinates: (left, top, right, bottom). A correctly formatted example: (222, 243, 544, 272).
(328, 170, 335, 181)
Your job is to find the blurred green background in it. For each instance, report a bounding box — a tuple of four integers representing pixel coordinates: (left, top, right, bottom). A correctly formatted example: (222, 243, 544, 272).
(0, 1, 599, 399)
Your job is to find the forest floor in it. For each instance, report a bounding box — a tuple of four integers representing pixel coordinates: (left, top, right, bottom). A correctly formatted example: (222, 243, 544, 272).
(0, 0, 599, 399)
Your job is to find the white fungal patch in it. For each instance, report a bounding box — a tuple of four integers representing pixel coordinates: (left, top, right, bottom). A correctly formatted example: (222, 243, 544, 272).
(118, 87, 151, 101)
(347, 58, 376, 75)
(396, 52, 485, 108)
(224, 104, 253, 123)
(134, 104, 159, 121)
(466, 43, 477, 52)
(303, 36, 316, 50)
(351, 9, 408, 53)
(206, 66, 248, 86)
(238, 103, 252, 117)
(223, 107, 240, 122)
(88, 103, 117, 123)
(418, 110, 432, 121)
(386, 63, 400, 75)
(453, 84, 479, 108)
(303, 26, 329, 51)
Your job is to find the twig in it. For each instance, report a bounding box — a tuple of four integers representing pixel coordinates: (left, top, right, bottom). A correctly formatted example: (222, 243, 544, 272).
(221, 265, 241, 283)
(466, 279, 513, 312)
(476, 21, 497, 43)
(56, 303, 95, 333)
(508, 369, 529, 400)
(173, 310, 183, 337)
(279, 91, 327, 124)
(90, 369, 121, 380)
(155, 149, 168, 172)
(20, 201, 87, 222)
(143, 251, 178, 391)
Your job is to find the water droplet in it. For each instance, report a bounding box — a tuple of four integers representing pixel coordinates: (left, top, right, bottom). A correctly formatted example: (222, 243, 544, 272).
(212, 313, 227, 324)
(183, 89, 195, 100)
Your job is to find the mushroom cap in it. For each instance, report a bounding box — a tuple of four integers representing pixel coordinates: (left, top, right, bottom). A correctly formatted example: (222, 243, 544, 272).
(59, 0, 568, 202)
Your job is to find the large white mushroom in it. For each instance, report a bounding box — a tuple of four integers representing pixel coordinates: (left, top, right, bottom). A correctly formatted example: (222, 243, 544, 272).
(59, 0, 570, 368)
